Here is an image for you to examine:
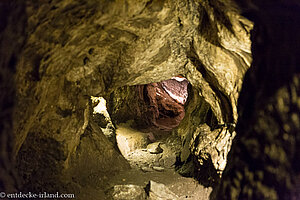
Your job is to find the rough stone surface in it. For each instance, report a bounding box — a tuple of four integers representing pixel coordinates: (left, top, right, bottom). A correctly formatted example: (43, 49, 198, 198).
(147, 180, 179, 200)
(91, 96, 116, 144)
(161, 77, 189, 105)
(107, 86, 149, 126)
(108, 168, 212, 200)
(147, 142, 163, 154)
(93, 0, 253, 178)
(147, 82, 186, 131)
(115, 124, 180, 171)
(153, 166, 165, 172)
(186, 124, 236, 174)
(176, 88, 235, 185)
(0, 0, 27, 193)
(111, 184, 146, 200)
(116, 123, 148, 157)
(213, 1, 300, 199)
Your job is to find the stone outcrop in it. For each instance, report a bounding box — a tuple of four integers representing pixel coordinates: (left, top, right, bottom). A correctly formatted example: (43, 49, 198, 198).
(213, 1, 300, 199)
(111, 184, 146, 200)
(146, 180, 179, 200)
(161, 77, 189, 105)
(116, 123, 148, 156)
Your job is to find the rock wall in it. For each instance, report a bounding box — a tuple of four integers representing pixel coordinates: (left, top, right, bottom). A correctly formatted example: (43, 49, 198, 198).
(175, 0, 252, 179)
(0, 0, 27, 193)
(107, 85, 150, 127)
(213, 1, 300, 199)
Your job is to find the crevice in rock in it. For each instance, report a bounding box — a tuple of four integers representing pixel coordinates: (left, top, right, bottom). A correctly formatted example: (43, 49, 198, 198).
(187, 42, 234, 124)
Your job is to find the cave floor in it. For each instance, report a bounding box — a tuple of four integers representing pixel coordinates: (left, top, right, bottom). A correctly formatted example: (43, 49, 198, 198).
(102, 123, 212, 199)
(107, 168, 212, 200)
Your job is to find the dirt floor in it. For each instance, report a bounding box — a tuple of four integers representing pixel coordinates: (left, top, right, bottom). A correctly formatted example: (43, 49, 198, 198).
(102, 122, 212, 199)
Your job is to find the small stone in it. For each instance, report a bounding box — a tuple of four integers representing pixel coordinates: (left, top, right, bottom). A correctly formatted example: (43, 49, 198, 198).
(163, 155, 176, 168)
(116, 125, 148, 157)
(112, 185, 146, 200)
(146, 180, 179, 200)
(147, 142, 163, 154)
(153, 166, 164, 172)
(141, 167, 153, 172)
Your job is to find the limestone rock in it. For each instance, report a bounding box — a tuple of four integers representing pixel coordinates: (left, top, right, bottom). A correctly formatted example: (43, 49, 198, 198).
(162, 155, 176, 169)
(153, 166, 165, 172)
(60, 120, 130, 194)
(93, 113, 107, 128)
(213, 1, 300, 199)
(188, 124, 236, 174)
(124, 133, 181, 170)
(146, 180, 179, 200)
(112, 185, 146, 200)
(116, 124, 148, 157)
(141, 167, 153, 173)
(147, 142, 163, 154)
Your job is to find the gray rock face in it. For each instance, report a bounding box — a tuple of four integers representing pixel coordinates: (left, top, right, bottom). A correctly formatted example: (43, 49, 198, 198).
(182, 124, 236, 174)
(147, 180, 179, 200)
(116, 124, 148, 157)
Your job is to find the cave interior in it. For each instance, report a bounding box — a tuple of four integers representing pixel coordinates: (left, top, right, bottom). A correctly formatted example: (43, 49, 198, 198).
(1, 0, 300, 199)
